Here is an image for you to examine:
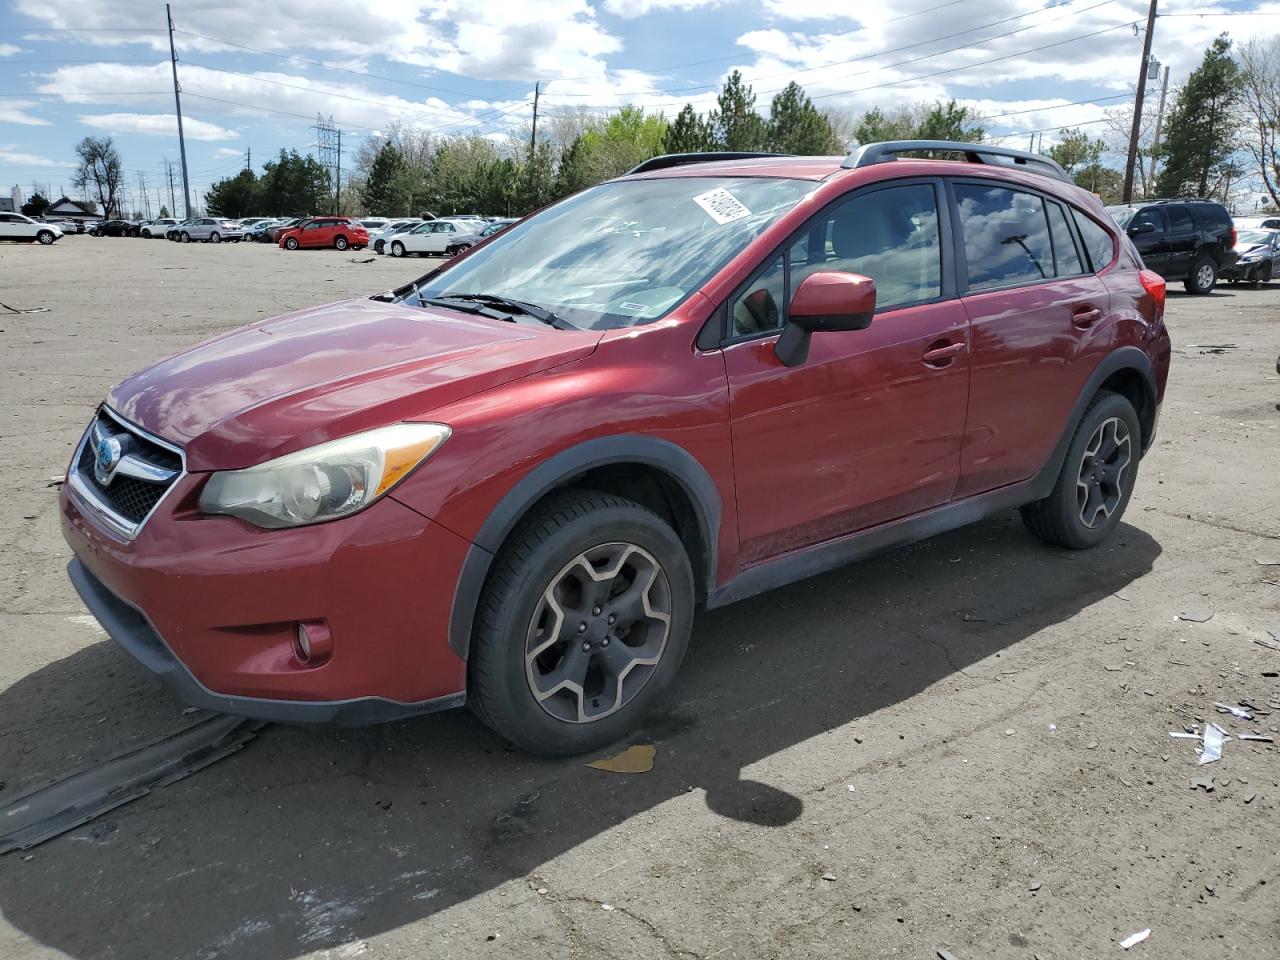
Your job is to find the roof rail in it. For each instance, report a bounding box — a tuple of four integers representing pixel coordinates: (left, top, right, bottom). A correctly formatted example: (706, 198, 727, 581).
(844, 140, 1070, 183)
(625, 152, 791, 176)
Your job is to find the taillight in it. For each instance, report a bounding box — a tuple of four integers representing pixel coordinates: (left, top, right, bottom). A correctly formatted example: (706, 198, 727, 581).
(1230, 227, 1237, 248)
(1139, 268, 1166, 315)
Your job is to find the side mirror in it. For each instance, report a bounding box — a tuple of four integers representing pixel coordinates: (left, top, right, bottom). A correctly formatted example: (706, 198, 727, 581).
(775, 271, 876, 367)
(1128, 221, 1156, 236)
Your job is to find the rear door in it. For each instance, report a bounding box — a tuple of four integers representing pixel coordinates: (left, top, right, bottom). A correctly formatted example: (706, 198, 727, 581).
(723, 179, 971, 562)
(950, 179, 1111, 497)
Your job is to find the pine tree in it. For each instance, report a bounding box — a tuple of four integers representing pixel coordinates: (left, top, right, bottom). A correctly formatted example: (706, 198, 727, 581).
(1155, 35, 1240, 199)
(707, 71, 767, 151)
(664, 104, 711, 153)
(361, 142, 404, 215)
(767, 82, 838, 154)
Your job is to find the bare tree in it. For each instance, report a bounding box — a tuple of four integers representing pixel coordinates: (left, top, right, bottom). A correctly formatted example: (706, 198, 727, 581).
(543, 106, 597, 161)
(1236, 37, 1280, 209)
(821, 107, 858, 151)
(71, 136, 124, 217)
(1101, 93, 1161, 198)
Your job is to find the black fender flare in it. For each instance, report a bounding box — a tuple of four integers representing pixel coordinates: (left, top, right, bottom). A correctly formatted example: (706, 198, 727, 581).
(447, 436, 722, 659)
(1030, 345, 1158, 502)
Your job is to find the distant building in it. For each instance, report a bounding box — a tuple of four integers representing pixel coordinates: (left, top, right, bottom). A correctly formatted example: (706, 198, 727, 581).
(10, 184, 23, 211)
(0, 198, 13, 213)
(45, 197, 104, 223)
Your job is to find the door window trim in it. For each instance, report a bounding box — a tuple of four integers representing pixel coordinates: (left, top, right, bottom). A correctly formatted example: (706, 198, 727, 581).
(714, 176, 956, 348)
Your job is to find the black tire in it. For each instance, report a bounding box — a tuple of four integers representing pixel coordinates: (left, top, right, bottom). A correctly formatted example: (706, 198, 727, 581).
(285, 237, 299, 250)
(335, 235, 349, 251)
(1020, 391, 1141, 550)
(374, 239, 385, 254)
(36, 230, 55, 245)
(446, 243, 470, 257)
(468, 490, 695, 757)
(1184, 254, 1217, 294)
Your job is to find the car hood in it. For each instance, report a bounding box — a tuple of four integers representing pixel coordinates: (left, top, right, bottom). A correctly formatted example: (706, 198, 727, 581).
(107, 297, 603, 471)
(1235, 243, 1269, 256)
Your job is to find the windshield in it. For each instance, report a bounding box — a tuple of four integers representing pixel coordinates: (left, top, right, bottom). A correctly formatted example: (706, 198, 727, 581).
(1237, 229, 1273, 246)
(406, 176, 815, 330)
(1106, 205, 1137, 228)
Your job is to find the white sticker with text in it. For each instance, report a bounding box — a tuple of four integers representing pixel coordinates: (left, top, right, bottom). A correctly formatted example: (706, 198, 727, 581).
(693, 187, 752, 225)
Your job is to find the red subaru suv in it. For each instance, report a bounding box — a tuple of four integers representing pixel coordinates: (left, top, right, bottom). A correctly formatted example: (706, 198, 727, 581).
(62, 141, 1171, 755)
(278, 216, 369, 251)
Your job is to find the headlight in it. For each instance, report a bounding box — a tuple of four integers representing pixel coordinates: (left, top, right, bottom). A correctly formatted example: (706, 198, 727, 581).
(198, 423, 450, 528)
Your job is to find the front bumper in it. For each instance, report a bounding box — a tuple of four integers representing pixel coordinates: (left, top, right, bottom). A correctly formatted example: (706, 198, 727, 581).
(61, 476, 474, 724)
(1221, 259, 1267, 281)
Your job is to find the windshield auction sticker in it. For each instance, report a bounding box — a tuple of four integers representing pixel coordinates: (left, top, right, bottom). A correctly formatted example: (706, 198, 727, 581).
(693, 187, 752, 225)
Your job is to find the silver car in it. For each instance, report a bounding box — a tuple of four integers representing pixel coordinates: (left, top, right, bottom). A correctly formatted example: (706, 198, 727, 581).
(179, 217, 244, 243)
(371, 218, 424, 254)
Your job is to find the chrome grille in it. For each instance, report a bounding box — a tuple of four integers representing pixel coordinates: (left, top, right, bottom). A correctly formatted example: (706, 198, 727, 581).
(69, 408, 185, 538)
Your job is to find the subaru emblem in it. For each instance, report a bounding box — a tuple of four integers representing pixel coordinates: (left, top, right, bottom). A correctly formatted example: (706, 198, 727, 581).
(94, 436, 123, 485)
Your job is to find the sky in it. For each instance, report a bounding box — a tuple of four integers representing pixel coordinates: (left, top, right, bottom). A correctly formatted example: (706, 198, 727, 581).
(1, 0, 1278, 216)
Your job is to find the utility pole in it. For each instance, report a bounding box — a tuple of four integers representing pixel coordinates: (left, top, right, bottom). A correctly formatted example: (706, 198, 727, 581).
(1122, 0, 1158, 203)
(1147, 64, 1171, 190)
(336, 128, 341, 214)
(166, 160, 177, 217)
(137, 172, 152, 219)
(529, 81, 540, 158)
(245, 146, 251, 173)
(165, 3, 192, 218)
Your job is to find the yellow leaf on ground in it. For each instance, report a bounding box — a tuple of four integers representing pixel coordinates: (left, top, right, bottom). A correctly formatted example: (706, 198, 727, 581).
(587, 744, 655, 774)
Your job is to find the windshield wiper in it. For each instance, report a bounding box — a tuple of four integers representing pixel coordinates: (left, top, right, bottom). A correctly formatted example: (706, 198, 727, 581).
(426, 292, 575, 329)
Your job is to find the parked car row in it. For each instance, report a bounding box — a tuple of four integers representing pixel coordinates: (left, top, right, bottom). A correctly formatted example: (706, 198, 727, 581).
(1106, 199, 1280, 293)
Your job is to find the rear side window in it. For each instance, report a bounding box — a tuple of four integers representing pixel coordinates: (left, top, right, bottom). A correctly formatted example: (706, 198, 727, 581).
(1168, 207, 1195, 233)
(954, 183, 1053, 290)
(1194, 203, 1232, 231)
(1073, 211, 1115, 272)
(1046, 202, 1085, 277)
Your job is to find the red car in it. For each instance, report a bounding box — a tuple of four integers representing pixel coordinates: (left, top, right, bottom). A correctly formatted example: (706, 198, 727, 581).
(278, 216, 369, 251)
(62, 141, 1170, 756)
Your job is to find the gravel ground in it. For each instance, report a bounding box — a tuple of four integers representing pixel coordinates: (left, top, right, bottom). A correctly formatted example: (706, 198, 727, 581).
(0, 235, 1277, 960)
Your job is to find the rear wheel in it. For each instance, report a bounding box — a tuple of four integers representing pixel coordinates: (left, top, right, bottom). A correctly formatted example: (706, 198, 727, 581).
(335, 235, 349, 251)
(390, 241, 405, 257)
(36, 230, 55, 245)
(469, 490, 694, 756)
(446, 243, 471, 257)
(1184, 255, 1217, 294)
(1020, 391, 1140, 550)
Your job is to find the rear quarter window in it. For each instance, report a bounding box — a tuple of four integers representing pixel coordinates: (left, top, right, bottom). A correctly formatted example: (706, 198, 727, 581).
(1072, 210, 1115, 272)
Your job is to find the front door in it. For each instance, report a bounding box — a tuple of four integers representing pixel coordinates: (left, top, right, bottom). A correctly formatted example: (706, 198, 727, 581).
(723, 180, 971, 565)
(1127, 207, 1170, 274)
(948, 179, 1112, 497)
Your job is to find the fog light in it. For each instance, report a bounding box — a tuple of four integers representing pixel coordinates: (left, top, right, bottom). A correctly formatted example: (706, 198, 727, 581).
(294, 620, 333, 665)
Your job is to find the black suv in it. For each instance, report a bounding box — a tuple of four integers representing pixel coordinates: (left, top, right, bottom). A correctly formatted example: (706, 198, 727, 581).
(1106, 199, 1238, 294)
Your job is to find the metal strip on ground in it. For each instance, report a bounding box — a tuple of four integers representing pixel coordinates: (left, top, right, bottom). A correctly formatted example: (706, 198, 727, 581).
(0, 715, 261, 855)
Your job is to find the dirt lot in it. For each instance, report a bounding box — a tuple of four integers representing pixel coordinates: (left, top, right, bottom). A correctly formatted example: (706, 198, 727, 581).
(0, 235, 1277, 960)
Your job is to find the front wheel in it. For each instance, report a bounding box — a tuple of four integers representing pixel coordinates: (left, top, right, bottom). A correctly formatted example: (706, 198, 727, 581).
(1020, 391, 1140, 550)
(390, 241, 405, 257)
(284, 237, 299, 250)
(180, 231, 191, 243)
(211, 232, 221, 243)
(1184, 255, 1217, 294)
(36, 230, 55, 245)
(468, 490, 695, 757)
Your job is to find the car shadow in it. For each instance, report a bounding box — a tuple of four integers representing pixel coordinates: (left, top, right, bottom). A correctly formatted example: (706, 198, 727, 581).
(0, 513, 1161, 960)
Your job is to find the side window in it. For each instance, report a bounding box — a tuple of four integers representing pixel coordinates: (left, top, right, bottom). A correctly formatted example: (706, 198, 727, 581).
(954, 183, 1053, 290)
(1131, 208, 1165, 235)
(733, 255, 786, 337)
(1167, 207, 1195, 234)
(304, 221, 319, 231)
(442, 223, 457, 233)
(1046, 201, 1085, 277)
(1073, 211, 1115, 272)
(816, 183, 941, 308)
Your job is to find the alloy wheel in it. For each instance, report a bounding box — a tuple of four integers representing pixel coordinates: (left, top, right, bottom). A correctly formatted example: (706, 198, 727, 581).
(525, 542, 672, 724)
(1196, 263, 1215, 290)
(1076, 416, 1131, 529)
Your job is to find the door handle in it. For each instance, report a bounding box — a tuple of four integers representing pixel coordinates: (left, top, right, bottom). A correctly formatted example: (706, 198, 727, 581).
(922, 340, 967, 366)
(1072, 306, 1103, 328)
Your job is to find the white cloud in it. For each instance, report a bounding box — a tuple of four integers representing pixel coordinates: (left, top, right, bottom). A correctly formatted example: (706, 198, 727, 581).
(0, 145, 74, 167)
(0, 43, 23, 56)
(78, 112, 240, 140)
(212, 146, 243, 158)
(602, 0, 723, 16)
(0, 100, 52, 126)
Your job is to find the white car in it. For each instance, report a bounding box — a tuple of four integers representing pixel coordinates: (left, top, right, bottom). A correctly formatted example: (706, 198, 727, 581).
(1234, 215, 1280, 231)
(370, 218, 423, 254)
(179, 217, 245, 243)
(0, 212, 62, 245)
(140, 218, 178, 238)
(386, 218, 476, 257)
